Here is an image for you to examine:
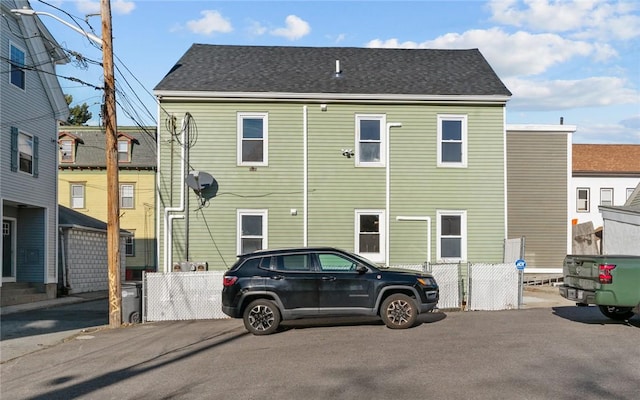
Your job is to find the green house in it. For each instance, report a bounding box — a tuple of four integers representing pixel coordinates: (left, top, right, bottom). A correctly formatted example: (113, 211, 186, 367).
(153, 45, 512, 271)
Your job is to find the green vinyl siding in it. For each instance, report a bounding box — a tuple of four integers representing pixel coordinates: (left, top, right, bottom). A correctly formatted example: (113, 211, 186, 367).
(158, 101, 506, 270)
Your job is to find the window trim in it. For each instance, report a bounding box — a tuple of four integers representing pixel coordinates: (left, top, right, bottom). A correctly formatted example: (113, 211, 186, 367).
(60, 139, 74, 163)
(237, 209, 268, 255)
(237, 112, 268, 166)
(125, 232, 135, 256)
(9, 42, 26, 90)
(117, 139, 131, 163)
(626, 188, 635, 201)
(577, 188, 590, 212)
(354, 209, 385, 263)
(70, 183, 85, 209)
(437, 114, 468, 168)
(600, 188, 613, 207)
(18, 131, 34, 175)
(355, 114, 386, 167)
(436, 210, 467, 262)
(120, 183, 135, 209)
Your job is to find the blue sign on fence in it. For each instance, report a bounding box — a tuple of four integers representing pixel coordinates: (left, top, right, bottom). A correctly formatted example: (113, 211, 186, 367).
(515, 259, 527, 270)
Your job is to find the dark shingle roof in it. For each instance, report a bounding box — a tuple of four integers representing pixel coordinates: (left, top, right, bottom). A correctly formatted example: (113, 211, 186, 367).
(59, 205, 132, 234)
(59, 127, 156, 169)
(154, 44, 512, 97)
(59, 205, 107, 231)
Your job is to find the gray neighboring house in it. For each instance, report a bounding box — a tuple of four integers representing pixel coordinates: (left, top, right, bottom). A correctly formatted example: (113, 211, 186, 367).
(1, 0, 69, 306)
(58, 206, 128, 294)
(599, 184, 640, 256)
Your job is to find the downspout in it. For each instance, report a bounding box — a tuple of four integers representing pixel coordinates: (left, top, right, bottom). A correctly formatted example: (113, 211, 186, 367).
(386, 122, 402, 266)
(163, 116, 187, 272)
(303, 106, 308, 246)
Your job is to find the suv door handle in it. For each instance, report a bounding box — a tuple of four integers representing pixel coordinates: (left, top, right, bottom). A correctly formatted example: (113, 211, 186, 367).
(322, 276, 336, 281)
(270, 275, 284, 280)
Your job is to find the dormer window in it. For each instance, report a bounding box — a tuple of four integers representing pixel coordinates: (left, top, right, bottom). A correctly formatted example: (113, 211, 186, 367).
(118, 139, 130, 162)
(60, 139, 73, 163)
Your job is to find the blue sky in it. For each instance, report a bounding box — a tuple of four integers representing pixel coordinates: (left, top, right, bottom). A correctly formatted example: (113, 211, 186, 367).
(29, 0, 640, 143)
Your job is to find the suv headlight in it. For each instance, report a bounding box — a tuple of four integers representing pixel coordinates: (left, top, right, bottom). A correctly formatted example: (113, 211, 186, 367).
(417, 277, 436, 287)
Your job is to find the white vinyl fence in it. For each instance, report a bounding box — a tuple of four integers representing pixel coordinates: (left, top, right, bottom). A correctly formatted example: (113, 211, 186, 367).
(143, 263, 521, 322)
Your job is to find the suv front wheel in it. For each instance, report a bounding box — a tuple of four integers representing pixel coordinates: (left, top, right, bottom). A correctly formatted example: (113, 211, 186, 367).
(243, 299, 281, 335)
(380, 294, 417, 329)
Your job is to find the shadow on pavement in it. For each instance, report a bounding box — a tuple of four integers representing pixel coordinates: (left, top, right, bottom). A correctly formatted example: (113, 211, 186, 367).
(552, 305, 640, 328)
(0, 299, 109, 341)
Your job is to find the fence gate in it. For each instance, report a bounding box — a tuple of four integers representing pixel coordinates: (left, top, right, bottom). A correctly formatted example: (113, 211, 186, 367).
(467, 263, 519, 311)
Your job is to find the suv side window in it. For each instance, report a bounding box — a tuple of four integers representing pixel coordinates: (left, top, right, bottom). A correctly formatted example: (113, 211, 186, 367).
(273, 254, 311, 271)
(318, 253, 356, 272)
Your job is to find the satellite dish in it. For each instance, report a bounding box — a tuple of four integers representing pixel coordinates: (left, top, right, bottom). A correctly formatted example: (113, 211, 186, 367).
(186, 171, 214, 191)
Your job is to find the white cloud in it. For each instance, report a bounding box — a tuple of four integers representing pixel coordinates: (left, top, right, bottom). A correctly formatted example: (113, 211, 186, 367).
(246, 20, 267, 36)
(270, 15, 311, 40)
(366, 28, 616, 79)
(113, 0, 135, 15)
(186, 10, 233, 36)
(75, 0, 135, 15)
(573, 122, 640, 144)
(488, 0, 640, 40)
(505, 76, 639, 110)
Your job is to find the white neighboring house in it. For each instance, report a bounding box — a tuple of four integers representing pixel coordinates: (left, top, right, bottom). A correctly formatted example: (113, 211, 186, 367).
(599, 184, 640, 256)
(1, 0, 69, 306)
(571, 144, 640, 229)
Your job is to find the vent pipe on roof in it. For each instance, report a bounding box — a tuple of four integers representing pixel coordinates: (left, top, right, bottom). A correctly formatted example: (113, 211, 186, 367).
(560, 117, 564, 125)
(335, 60, 342, 78)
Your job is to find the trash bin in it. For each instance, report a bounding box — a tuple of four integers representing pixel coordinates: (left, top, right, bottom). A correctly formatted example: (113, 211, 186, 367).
(121, 281, 142, 323)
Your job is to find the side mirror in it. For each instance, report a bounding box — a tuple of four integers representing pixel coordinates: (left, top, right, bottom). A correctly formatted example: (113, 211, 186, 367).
(356, 265, 368, 274)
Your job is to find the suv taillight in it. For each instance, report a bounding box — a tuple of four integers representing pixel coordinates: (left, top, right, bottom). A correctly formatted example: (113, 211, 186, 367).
(223, 276, 238, 287)
(598, 264, 616, 284)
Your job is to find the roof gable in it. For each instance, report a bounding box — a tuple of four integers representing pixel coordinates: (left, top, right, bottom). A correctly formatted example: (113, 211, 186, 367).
(154, 44, 512, 98)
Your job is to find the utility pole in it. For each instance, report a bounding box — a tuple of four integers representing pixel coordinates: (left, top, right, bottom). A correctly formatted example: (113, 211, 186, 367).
(102, 0, 121, 328)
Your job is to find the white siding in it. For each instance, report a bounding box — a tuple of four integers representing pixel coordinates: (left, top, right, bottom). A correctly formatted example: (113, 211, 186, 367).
(571, 177, 640, 228)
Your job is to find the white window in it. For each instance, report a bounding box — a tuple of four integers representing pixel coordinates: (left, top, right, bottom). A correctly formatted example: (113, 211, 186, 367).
(355, 115, 385, 167)
(437, 210, 467, 262)
(71, 184, 85, 209)
(10, 43, 25, 90)
(437, 115, 467, 167)
(120, 184, 135, 209)
(125, 233, 135, 256)
(355, 210, 385, 263)
(118, 140, 130, 162)
(18, 132, 33, 174)
(577, 188, 590, 212)
(60, 140, 73, 162)
(627, 188, 635, 200)
(600, 188, 613, 206)
(238, 112, 268, 166)
(237, 210, 268, 254)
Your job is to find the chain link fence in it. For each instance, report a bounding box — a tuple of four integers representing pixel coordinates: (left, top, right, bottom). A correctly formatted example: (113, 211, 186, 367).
(144, 271, 228, 321)
(143, 262, 521, 321)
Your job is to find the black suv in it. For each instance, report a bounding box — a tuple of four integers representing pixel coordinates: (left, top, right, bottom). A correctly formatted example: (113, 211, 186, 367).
(222, 247, 439, 335)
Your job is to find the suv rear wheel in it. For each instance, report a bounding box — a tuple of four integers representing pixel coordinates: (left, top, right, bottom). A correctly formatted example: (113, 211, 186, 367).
(380, 294, 417, 329)
(243, 299, 281, 335)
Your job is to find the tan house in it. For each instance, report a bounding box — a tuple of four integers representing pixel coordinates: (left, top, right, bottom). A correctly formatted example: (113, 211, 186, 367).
(58, 126, 157, 279)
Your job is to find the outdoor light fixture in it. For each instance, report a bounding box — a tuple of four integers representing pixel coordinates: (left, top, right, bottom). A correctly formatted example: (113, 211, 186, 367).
(11, 7, 103, 46)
